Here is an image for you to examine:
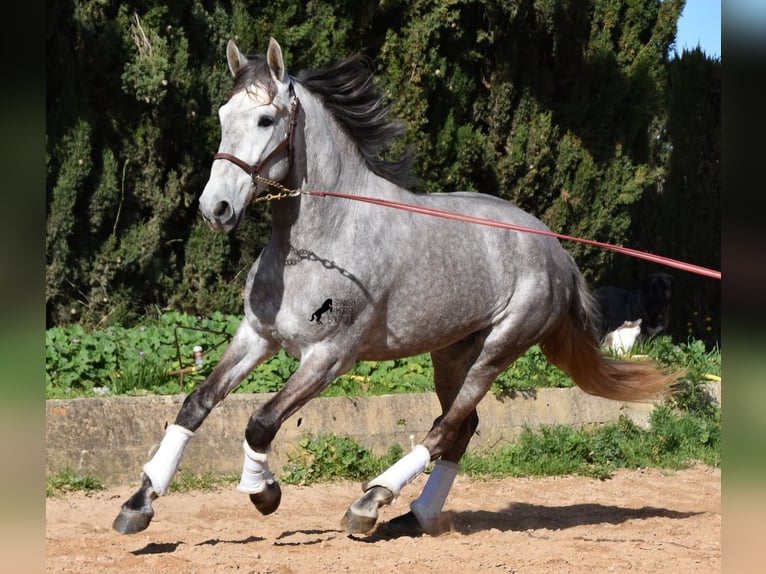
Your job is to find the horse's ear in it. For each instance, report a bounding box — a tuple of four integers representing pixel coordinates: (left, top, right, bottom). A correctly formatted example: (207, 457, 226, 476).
(226, 39, 247, 78)
(266, 37, 286, 83)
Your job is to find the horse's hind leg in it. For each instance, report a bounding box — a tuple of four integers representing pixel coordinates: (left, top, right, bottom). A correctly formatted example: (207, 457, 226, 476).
(113, 322, 277, 534)
(343, 332, 516, 535)
(406, 344, 481, 532)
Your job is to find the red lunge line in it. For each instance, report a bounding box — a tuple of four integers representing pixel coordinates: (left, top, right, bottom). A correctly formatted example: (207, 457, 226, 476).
(306, 190, 721, 280)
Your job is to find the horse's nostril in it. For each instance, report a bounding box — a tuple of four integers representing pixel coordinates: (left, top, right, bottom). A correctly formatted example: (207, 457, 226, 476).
(213, 201, 230, 219)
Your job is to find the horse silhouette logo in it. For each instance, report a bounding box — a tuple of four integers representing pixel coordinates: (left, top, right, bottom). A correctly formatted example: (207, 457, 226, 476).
(310, 298, 333, 324)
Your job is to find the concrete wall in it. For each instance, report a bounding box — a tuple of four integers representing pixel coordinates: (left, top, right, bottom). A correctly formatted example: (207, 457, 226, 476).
(46, 383, 720, 486)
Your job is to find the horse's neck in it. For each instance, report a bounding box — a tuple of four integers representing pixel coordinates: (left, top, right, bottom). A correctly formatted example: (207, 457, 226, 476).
(271, 88, 399, 241)
(297, 85, 399, 193)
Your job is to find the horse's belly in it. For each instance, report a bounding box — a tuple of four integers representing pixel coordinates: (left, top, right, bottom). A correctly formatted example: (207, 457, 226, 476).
(354, 287, 507, 360)
(355, 257, 570, 360)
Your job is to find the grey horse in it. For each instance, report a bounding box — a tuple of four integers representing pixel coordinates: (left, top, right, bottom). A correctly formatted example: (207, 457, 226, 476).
(114, 38, 676, 537)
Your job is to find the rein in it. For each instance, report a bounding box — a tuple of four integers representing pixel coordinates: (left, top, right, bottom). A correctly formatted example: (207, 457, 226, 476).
(211, 82, 719, 281)
(247, 176, 721, 280)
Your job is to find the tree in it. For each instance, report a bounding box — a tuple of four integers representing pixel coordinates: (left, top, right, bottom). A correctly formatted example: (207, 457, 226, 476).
(630, 47, 721, 346)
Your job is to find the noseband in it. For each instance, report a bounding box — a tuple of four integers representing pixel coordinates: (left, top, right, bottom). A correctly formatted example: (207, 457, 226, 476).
(213, 82, 300, 188)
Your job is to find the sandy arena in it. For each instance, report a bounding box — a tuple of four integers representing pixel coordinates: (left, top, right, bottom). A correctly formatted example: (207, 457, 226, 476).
(46, 464, 719, 573)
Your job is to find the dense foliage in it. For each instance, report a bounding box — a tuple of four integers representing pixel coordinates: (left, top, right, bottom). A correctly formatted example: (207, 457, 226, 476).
(46, 0, 719, 347)
(45, 312, 720, 399)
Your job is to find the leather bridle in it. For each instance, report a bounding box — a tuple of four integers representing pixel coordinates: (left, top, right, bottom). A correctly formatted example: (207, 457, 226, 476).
(213, 82, 300, 188)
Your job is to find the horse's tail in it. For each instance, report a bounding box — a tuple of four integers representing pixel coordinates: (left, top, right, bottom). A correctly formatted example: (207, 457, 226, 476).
(539, 269, 680, 402)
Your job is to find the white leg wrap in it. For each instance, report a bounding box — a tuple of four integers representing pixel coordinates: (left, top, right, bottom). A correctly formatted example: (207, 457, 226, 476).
(142, 424, 194, 496)
(410, 459, 459, 532)
(236, 441, 276, 494)
(363, 444, 430, 497)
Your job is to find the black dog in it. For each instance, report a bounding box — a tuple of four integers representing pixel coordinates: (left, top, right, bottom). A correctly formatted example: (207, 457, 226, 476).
(594, 273, 672, 338)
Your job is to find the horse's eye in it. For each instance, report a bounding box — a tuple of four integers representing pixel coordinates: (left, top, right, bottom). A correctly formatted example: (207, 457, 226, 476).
(258, 116, 275, 128)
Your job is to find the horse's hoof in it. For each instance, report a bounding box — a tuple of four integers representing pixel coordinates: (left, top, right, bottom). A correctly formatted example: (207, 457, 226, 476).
(341, 486, 394, 534)
(113, 481, 156, 535)
(248, 481, 282, 515)
(387, 510, 423, 534)
(113, 504, 154, 535)
(341, 506, 378, 534)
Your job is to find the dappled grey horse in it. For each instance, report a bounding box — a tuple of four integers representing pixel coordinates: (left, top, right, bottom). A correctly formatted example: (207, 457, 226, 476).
(114, 38, 676, 536)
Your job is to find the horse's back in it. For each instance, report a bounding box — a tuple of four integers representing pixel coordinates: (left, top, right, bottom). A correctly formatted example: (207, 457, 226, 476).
(414, 190, 552, 232)
(247, 187, 584, 361)
(412, 190, 577, 281)
(351, 189, 582, 357)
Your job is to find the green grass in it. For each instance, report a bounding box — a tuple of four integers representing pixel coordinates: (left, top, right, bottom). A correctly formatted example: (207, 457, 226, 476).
(281, 435, 405, 485)
(46, 468, 105, 497)
(45, 469, 240, 497)
(169, 470, 240, 493)
(283, 398, 719, 486)
(461, 406, 719, 480)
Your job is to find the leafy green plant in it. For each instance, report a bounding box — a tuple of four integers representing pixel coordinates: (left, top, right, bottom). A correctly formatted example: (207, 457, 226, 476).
(106, 355, 169, 395)
(46, 313, 720, 399)
(461, 399, 719, 480)
(46, 311, 238, 398)
(645, 404, 720, 467)
(492, 345, 575, 395)
(239, 350, 300, 394)
(641, 336, 720, 381)
(324, 355, 435, 397)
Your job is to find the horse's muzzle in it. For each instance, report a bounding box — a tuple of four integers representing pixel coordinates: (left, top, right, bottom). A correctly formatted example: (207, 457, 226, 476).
(199, 200, 241, 232)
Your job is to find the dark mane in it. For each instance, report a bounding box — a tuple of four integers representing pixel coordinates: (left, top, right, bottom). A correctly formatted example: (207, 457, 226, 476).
(231, 51, 414, 187)
(296, 55, 414, 187)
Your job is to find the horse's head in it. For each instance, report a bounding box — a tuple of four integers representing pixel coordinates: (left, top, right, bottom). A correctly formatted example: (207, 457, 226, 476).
(199, 37, 297, 232)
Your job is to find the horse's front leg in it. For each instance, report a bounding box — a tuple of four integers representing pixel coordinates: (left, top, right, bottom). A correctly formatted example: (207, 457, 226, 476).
(113, 323, 276, 534)
(235, 348, 352, 516)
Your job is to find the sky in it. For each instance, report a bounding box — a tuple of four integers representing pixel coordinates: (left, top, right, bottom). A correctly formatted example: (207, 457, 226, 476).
(674, 1, 721, 59)
(677, 0, 766, 59)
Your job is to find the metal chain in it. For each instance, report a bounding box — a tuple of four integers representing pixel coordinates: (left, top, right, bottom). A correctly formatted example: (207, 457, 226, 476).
(251, 174, 305, 202)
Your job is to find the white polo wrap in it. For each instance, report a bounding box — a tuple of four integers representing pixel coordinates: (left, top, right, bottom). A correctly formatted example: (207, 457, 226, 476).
(410, 459, 460, 533)
(363, 444, 430, 497)
(142, 424, 194, 496)
(236, 441, 276, 494)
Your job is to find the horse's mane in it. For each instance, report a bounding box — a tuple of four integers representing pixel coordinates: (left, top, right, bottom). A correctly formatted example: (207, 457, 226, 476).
(231, 54, 273, 96)
(232, 51, 414, 188)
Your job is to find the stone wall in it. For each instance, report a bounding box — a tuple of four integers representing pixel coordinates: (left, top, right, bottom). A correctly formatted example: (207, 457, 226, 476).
(46, 383, 719, 486)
